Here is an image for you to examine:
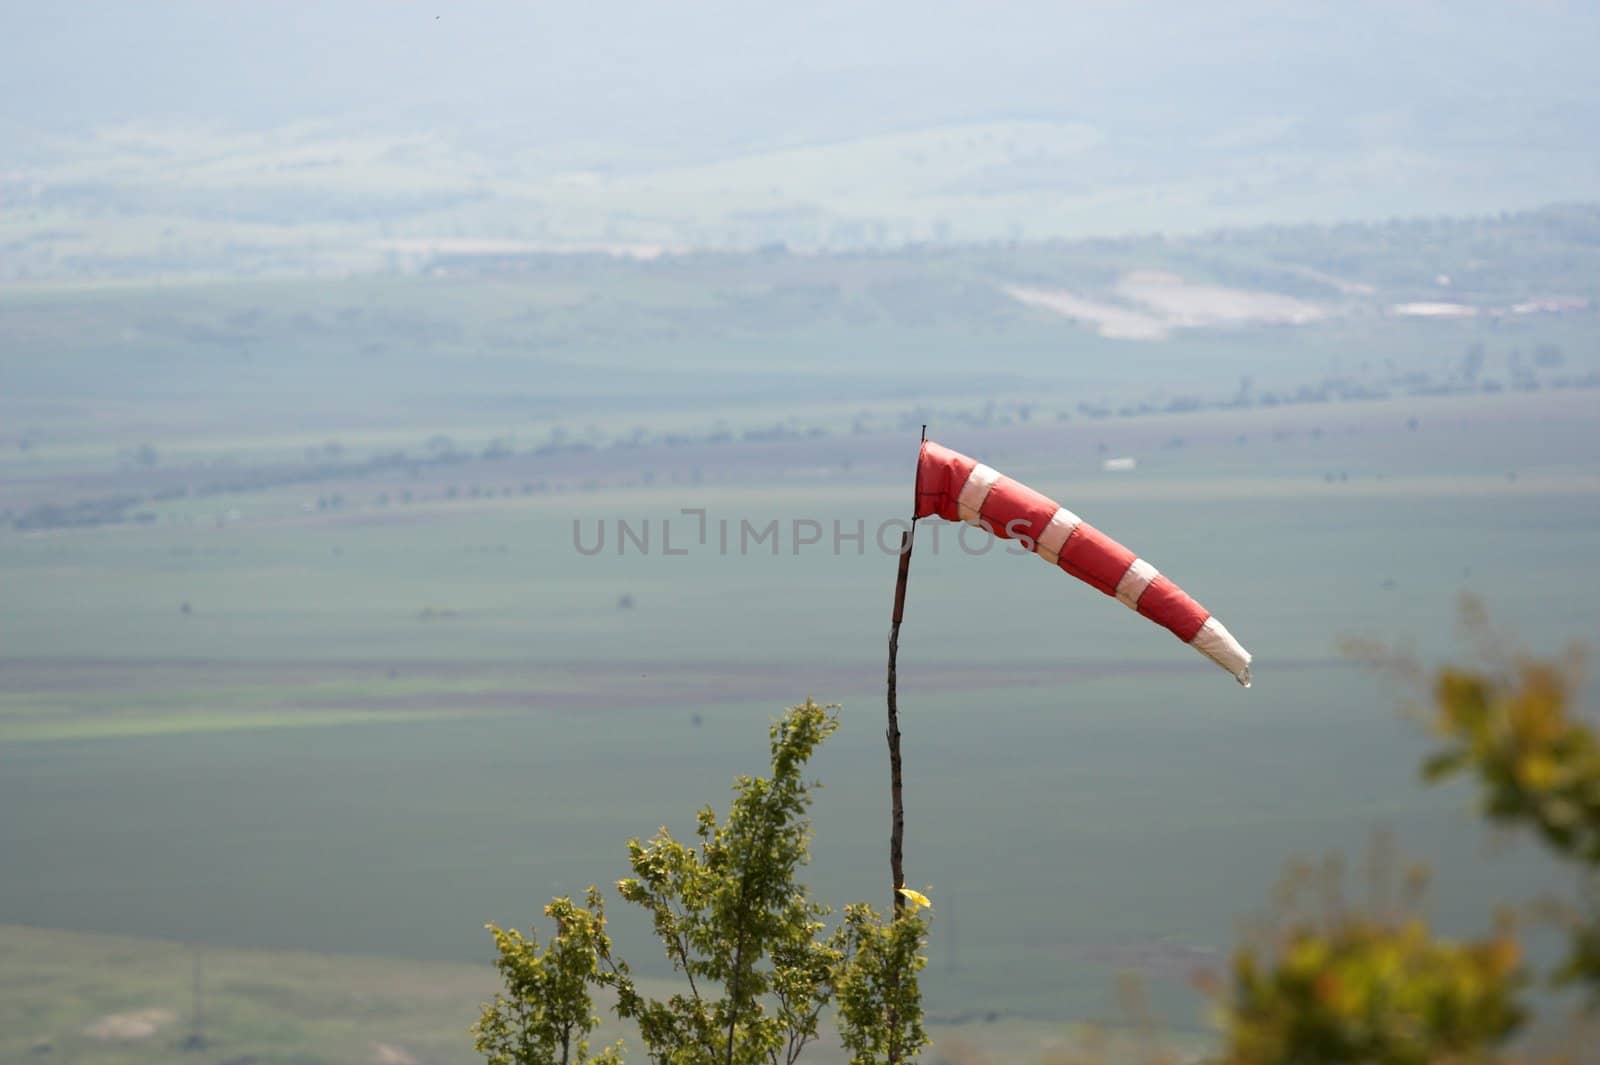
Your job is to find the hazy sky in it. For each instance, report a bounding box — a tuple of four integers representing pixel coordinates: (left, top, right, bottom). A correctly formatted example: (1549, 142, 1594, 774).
(6, 1, 1598, 154)
(4, 0, 1598, 258)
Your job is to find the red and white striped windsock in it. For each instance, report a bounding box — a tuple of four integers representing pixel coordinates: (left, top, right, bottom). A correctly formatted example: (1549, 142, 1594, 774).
(914, 440, 1253, 686)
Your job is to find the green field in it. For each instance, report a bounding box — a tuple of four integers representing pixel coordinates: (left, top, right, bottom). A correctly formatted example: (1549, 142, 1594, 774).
(3, 922, 1233, 1065)
(4, 219, 1600, 1063)
(5, 409, 1597, 1041)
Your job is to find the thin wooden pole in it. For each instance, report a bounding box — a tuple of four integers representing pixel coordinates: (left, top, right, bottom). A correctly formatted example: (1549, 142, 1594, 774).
(882, 426, 926, 1065)
(886, 425, 925, 916)
(887, 533, 911, 915)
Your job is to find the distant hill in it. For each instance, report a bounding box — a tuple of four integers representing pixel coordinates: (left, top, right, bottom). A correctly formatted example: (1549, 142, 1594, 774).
(4, 1, 1599, 279)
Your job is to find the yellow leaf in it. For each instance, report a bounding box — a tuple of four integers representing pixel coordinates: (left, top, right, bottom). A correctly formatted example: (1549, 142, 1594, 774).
(897, 887, 932, 911)
(1516, 754, 1560, 791)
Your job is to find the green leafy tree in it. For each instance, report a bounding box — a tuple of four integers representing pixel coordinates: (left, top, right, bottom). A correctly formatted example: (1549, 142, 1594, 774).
(1210, 605, 1600, 1065)
(1411, 605, 1600, 996)
(602, 701, 843, 1065)
(475, 891, 624, 1065)
(833, 902, 930, 1065)
(476, 698, 930, 1065)
(1219, 873, 1524, 1065)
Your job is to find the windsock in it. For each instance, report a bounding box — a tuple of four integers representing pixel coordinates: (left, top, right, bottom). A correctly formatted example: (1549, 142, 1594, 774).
(914, 440, 1252, 686)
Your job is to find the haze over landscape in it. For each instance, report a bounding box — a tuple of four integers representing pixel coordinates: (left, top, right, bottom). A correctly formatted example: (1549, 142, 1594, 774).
(3, 3, 1600, 1064)
(7, 0, 1600, 277)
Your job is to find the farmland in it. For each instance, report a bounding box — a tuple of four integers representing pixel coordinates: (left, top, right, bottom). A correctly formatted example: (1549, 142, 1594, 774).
(3, 212, 1599, 1062)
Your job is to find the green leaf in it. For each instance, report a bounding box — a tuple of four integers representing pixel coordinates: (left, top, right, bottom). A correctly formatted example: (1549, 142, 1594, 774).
(1420, 750, 1470, 782)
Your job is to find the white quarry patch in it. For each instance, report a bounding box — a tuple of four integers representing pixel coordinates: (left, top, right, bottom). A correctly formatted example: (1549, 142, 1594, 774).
(1006, 272, 1327, 339)
(1004, 285, 1173, 340)
(1391, 301, 1478, 318)
(1114, 271, 1326, 328)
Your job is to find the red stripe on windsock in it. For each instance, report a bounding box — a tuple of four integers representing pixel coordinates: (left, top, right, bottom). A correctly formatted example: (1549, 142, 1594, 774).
(1058, 524, 1138, 596)
(1135, 576, 1210, 643)
(976, 476, 1060, 546)
(915, 441, 976, 522)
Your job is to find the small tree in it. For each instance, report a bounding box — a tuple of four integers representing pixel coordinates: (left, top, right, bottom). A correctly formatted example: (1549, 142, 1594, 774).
(1218, 858, 1524, 1065)
(1411, 603, 1600, 997)
(1210, 603, 1600, 1064)
(476, 699, 930, 1065)
(833, 902, 929, 1065)
(476, 892, 623, 1065)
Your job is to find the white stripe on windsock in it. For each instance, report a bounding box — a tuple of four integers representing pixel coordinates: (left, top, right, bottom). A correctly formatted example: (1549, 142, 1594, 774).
(1114, 558, 1160, 610)
(1192, 617, 1252, 688)
(1034, 507, 1081, 565)
(956, 464, 1001, 524)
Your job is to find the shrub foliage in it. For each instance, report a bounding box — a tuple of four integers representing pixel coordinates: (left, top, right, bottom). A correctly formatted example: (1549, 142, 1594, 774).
(475, 698, 930, 1065)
